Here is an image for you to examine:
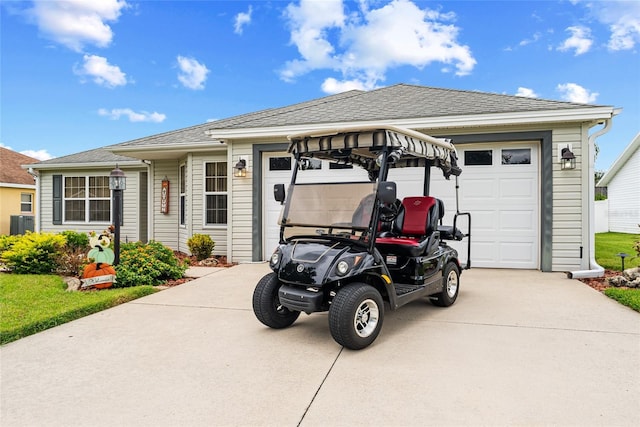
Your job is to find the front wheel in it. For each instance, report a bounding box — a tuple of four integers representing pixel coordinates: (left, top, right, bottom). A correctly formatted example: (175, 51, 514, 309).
(329, 283, 384, 350)
(253, 272, 300, 328)
(431, 262, 460, 307)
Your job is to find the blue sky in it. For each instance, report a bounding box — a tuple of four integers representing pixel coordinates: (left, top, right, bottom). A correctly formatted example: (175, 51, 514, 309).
(1, 0, 639, 171)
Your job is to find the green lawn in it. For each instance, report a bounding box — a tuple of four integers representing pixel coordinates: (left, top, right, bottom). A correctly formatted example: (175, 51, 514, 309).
(0, 274, 157, 345)
(595, 232, 640, 271)
(595, 232, 640, 313)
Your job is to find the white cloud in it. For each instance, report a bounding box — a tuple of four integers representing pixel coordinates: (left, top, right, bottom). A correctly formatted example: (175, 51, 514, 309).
(234, 6, 253, 35)
(98, 108, 166, 123)
(281, 0, 476, 92)
(556, 83, 598, 104)
(0, 143, 53, 161)
(583, 0, 640, 51)
(321, 77, 376, 94)
(515, 87, 538, 98)
(519, 32, 542, 47)
(20, 149, 54, 161)
(74, 54, 127, 87)
(176, 56, 210, 90)
(558, 26, 593, 55)
(28, 0, 128, 52)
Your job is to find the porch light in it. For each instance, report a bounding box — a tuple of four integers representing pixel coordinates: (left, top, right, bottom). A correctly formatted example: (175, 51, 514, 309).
(109, 165, 126, 265)
(109, 164, 127, 190)
(234, 158, 247, 177)
(560, 146, 576, 170)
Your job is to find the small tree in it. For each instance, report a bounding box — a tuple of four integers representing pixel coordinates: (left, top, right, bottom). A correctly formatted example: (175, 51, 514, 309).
(187, 234, 215, 261)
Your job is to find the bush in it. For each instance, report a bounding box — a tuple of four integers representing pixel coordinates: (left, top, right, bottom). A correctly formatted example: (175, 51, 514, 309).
(60, 230, 90, 251)
(187, 233, 215, 261)
(115, 241, 187, 287)
(1, 232, 66, 274)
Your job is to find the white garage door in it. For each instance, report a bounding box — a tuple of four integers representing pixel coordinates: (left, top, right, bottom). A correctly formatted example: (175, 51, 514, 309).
(263, 142, 539, 269)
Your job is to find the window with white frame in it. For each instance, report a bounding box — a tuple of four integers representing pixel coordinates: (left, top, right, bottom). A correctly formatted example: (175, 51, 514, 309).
(204, 162, 227, 225)
(64, 176, 110, 222)
(20, 193, 33, 213)
(180, 164, 186, 226)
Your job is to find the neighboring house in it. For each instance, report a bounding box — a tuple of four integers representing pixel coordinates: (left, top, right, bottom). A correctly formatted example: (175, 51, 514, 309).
(597, 132, 640, 234)
(0, 147, 39, 235)
(26, 84, 619, 273)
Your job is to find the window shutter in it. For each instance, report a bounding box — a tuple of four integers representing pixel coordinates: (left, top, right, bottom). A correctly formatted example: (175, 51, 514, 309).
(53, 174, 62, 224)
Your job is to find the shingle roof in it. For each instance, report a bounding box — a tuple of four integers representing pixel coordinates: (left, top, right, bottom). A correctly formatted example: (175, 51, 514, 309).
(33, 83, 613, 166)
(0, 147, 39, 185)
(29, 146, 141, 167)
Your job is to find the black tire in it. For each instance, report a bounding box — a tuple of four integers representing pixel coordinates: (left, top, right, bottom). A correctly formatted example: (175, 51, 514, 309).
(431, 262, 460, 307)
(253, 272, 300, 329)
(329, 283, 384, 350)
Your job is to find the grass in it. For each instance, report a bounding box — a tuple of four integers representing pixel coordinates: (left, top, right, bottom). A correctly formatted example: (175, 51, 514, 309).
(595, 232, 640, 313)
(0, 274, 157, 345)
(595, 232, 640, 271)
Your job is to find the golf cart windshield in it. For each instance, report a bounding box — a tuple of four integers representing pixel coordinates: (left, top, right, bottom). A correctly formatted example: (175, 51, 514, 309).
(281, 182, 377, 232)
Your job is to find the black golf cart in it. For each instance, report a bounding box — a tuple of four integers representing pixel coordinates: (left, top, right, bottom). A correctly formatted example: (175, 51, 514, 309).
(253, 125, 471, 350)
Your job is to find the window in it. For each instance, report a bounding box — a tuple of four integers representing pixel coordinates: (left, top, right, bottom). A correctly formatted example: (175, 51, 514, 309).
(64, 176, 110, 222)
(269, 157, 292, 171)
(180, 164, 186, 226)
(20, 193, 33, 213)
(329, 162, 353, 169)
(298, 158, 322, 170)
(502, 148, 531, 165)
(205, 162, 227, 225)
(464, 150, 493, 166)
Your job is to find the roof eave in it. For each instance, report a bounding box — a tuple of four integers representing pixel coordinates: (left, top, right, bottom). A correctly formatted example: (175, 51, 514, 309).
(597, 131, 640, 186)
(205, 107, 617, 140)
(110, 141, 227, 159)
(23, 160, 144, 171)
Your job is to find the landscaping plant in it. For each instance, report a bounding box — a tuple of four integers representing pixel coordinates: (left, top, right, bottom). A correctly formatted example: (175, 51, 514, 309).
(115, 241, 187, 287)
(0, 232, 66, 274)
(187, 233, 215, 261)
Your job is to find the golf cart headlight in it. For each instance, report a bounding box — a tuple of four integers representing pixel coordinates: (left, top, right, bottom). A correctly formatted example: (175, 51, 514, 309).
(270, 250, 280, 266)
(336, 260, 349, 275)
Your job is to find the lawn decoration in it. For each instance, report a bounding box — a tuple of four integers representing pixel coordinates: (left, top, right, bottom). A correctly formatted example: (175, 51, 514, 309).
(81, 229, 116, 290)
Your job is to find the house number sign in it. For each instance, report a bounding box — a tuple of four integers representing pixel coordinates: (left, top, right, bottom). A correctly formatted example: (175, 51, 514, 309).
(161, 179, 170, 214)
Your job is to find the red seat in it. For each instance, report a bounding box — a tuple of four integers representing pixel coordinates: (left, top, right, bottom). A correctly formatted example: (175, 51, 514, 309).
(376, 196, 439, 256)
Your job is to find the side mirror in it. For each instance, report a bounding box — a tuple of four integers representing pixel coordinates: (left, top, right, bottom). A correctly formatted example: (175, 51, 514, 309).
(274, 184, 286, 204)
(377, 181, 396, 204)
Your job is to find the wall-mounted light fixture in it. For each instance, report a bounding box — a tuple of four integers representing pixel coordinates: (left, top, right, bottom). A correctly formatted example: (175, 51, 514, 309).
(560, 145, 576, 170)
(234, 158, 247, 177)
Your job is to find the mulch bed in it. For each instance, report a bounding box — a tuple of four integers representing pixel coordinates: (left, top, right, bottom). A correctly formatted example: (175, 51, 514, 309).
(577, 269, 619, 292)
(162, 253, 236, 288)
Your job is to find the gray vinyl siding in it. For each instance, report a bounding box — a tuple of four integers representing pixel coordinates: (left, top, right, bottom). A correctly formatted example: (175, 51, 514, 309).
(152, 160, 180, 250)
(230, 141, 254, 261)
(607, 148, 640, 233)
(38, 168, 144, 242)
(186, 153, 228, 257)
(551, 125, 585, 271)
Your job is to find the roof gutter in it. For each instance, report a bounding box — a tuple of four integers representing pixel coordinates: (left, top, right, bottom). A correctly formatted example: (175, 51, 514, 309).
(567, 116, 615, 279)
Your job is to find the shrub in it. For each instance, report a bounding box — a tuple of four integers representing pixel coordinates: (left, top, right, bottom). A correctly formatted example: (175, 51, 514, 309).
(187, 233, 215, 261)
(60, 230, 89, 251)
(115, 241, 187, 287)
(1, 232, 66, 274)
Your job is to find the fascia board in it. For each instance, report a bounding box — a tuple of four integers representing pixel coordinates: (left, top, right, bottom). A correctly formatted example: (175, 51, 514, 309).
(597, 131, 640, 186)
(23, 160, 144, 171)
(205, 107, 617, 140)
(110, 141, 227, 155)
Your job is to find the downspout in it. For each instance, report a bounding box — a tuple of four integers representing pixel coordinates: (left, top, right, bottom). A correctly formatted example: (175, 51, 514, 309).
(27, 167, 40, 232)
(567, 118, 613, 279)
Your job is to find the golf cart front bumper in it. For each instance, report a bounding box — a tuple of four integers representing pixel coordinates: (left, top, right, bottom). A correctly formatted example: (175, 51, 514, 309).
(278, 285, 323, 314)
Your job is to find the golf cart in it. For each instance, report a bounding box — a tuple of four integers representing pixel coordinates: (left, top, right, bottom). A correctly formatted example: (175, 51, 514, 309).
(253, 125, 471, 350)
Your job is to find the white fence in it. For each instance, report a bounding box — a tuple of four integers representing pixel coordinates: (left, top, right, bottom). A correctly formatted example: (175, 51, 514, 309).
(595, 200, 609, 233)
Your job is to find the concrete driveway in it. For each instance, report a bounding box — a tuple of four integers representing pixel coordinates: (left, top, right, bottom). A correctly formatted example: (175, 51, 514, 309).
(1, 265, 639, 426)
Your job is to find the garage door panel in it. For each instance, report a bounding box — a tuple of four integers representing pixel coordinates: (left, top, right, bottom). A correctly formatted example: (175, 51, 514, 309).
(499, 210, 535, 231)
(461, 178, 496, 199)
(499, 241, 536, 265)
(471, 210, 498, 231)
(500, 177, 535, 199)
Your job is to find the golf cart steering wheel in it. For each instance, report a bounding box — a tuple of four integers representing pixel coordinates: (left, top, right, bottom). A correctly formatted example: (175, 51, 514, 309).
(379, 199, 402, 222)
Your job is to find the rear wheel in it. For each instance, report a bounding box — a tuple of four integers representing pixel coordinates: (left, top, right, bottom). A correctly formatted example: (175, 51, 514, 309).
(431, 262, 460, 307)
(329, 283, 384, 350)
(253, 273, 300, 328)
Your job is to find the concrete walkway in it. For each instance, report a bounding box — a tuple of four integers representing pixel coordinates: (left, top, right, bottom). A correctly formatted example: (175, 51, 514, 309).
(1, 265, 639, 426)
